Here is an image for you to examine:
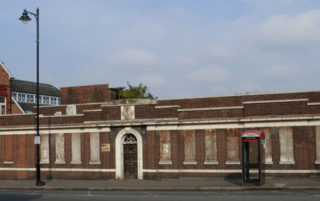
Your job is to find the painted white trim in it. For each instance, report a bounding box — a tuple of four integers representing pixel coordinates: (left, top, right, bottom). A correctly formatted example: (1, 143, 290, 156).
(0, 167, 115, 172)
(0, 167, 319, 174)
(89, 161, 101, 165)
(308, 102, 320, 106)
(0, 127, 110, 135)
(84, 118, 179, 125)
(243, 98, 309, 104)
(183, 161, 198, 165)
(115, 127, 143, 180)
(279, 161, 295, 165)
(39, 114, 84, 118)
(0, 113, 34, 117)
(102, 99, 157, 107)
(39, 102, 101, 108)
(143, 169, 320, 174)
(83, 109, 102, 112)
(0, 62, 14, 78)
(155, 105, 180, 109)
(12, 92, 60, 106)
(159, 161, 173, 165)
(315, 160, 320, 164)
(265, 169, 320, 174)
(143, 169, 241, 173)
(178, 106, 243, 112)
(204, 161, 219, 165)
(226, 161, 241, 165)
(3, 161, 14, 165)
(147, 119, 320, 131)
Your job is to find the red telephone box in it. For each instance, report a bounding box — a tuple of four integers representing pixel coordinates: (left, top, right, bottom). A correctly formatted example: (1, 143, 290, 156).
(241, 130, 265, 186)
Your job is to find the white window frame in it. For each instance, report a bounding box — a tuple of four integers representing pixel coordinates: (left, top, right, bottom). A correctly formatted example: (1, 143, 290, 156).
(0, 96, 6, 115)
(13, 92, 60, 105)
(12, 92, 17, 101)
(27, 94, 35, 103)
(18, 93, 26, 102)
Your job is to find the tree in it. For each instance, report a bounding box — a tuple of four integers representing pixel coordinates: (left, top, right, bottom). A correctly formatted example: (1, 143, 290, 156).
(119, 82, 157, 99)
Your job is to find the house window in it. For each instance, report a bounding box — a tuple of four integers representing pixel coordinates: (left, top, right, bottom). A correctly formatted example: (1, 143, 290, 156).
(18, 93, 25, 102)
(27, 94, 34, 103)
(12, 92, 17, 100)
(57, 98, 61, 104)
(38, 95, 42, 104)
(50, 97, 57, 105)
(0, 96, 6, 115)
(43, 96, 49, 104)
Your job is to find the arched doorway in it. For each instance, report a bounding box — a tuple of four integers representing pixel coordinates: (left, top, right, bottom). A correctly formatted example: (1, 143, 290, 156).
(115, 127, 143, 180)
(123, 134, 137, 179)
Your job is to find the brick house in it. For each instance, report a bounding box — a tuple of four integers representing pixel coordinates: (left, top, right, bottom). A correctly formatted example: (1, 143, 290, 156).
(0, 62, 60, 114)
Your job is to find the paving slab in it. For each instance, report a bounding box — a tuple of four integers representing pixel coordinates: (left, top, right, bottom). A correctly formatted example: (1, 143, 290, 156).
(0, 177, 319, 191)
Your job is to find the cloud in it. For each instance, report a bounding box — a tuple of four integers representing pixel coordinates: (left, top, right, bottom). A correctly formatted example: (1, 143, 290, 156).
(255, 9, 320, 48)
(199, 44, 238, 61)
(133, 74, 165, 88)
(107, 49, 158, 66)
(236, 80, 262, 94)
(186, 65, 231, 82)
(260, 63, 303, 78)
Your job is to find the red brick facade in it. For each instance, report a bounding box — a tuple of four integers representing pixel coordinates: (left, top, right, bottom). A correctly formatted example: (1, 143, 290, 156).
(0, 91, 320, 179)
(60, 84, 119, 104)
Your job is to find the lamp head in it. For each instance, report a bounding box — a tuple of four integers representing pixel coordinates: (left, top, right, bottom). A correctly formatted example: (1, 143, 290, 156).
(19, 9, 31, 23)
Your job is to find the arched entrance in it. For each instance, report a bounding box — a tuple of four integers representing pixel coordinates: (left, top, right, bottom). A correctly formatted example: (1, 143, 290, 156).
(115, 127, 143, 180)
(123, 134, 137, 179)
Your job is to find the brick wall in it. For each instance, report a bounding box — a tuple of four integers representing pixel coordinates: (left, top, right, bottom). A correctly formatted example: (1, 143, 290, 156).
(0, 126, 318, 179)
(1, 91, 320, 179)
(60, 84, 117, 104)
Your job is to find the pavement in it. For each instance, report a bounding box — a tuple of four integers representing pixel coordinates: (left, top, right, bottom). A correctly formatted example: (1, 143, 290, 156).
(0, 177, 320, 191)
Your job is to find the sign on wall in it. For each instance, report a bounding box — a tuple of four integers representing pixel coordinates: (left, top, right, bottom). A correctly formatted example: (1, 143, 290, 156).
(101, 143, 110, 152)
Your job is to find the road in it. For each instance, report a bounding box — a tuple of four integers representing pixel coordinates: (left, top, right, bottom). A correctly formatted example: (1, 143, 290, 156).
(0, 190, 320, 201)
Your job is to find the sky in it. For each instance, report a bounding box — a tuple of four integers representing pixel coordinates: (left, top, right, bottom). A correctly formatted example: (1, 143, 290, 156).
(1, 0, 320, 99)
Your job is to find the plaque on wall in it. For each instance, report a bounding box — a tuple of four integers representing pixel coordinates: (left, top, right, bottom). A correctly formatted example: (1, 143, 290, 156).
(101, 143, 110, 152)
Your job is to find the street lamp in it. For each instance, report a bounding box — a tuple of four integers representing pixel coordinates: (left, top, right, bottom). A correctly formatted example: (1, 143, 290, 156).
(19, 8, 45, 186)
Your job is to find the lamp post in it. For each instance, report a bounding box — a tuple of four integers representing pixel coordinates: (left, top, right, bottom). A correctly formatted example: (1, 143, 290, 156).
(19, 8, 45, 186)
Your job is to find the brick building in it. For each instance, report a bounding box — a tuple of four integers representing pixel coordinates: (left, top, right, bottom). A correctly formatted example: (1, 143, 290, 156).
(0, 84, 320, 180)
(0, 62, 60, 114)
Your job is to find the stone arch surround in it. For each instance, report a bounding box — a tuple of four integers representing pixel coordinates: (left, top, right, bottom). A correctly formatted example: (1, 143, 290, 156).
(115, 127, 143, 180)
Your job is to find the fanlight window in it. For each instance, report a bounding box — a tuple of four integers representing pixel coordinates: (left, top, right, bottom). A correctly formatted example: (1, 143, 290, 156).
(123, 134, 137, 144)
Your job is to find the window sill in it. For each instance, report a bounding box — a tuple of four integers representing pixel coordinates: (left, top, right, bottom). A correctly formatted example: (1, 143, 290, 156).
(183, 161, 197, 165)
(71, 161, 82, 165)
(89, 161, 101, 165)
(204, 160, 218, 165)
(159, 161, 172, 165)
(279, 161, 295, 165)
(225, 161, 240, 165)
